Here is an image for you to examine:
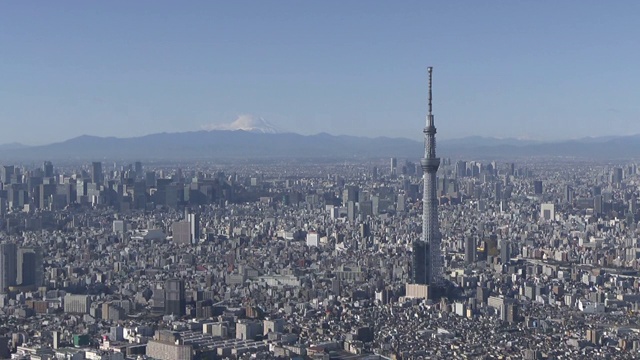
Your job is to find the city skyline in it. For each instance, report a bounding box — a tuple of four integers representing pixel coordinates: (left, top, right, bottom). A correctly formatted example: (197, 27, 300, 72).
(2, 1, 640, 145)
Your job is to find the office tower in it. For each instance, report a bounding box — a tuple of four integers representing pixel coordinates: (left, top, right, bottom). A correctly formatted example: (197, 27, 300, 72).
(0, 243, 17, 293)
(92, 162, 103, 185)
(0, 337, 9, 359)
(236, 320, 263, 340)
(470, 161, 479, 175)
(38, 183, 57, 210)
(540, 203, 555, 221)
(494, 181, 503, 202)
(342, 185, 359, 206)
(612, 167, 623, 185)
(187, 212, 200, 244)
(43, 161, 54, 178)
(17, 246, 43, 287)
(134, 161, 143, 178)
(165, 279, 186, 316)
(564, 185, 574, 204)
(76, 179, 88, 200)
(390, 157, 398, 176)
(397, 194, 406, 212)
(172, 221, 191, 245)
(64, 294, 91, 314)
(1, 166, 14, 184)
(500, 240, 511, 264)
(594, 195, 603, 215)
(533, 180, 543, 195)
(359, 223, 370, 238)
(306, 231, 319, 247)
(113, 220, 127, 235)
(464, 237, 476, 265)
(412, 67, 443, 287)
(371, 195, 380, 215)
(133, 181, 147, 209)
(347, 201, 356, 222)
(145, 171, 156, 188)
(0, 198, 6, 218)
(455, 160, 466, 178)
(263, 319, 285, 335)
(592, 185, 602, 196)
(359, 200, 373, 217)
(372, 166, 378, 180)
(437, 177, 447, 195)
(490, 161, 498, 175)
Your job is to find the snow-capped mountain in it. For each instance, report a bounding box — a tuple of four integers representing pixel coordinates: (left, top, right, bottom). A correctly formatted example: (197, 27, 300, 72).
(203, 115, 282, 134)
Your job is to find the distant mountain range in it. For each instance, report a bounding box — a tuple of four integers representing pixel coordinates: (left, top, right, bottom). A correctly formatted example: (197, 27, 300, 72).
(0, 142, 30, 151)
(0, 132, 639, 161)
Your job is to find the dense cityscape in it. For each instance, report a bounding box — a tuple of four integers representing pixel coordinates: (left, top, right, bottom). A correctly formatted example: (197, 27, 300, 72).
(1, 70, 639, 360)
(4, 0, 640, 358)
(2, 150, 640, 360)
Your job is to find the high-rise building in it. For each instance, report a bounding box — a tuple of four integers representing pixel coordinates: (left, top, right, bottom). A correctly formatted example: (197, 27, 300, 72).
(1, 166, 14, 184)
(53, 331, 60, 350)
(0, 198, 7, 218)
(17, 246, 43, 287)
(64, 294, 91, 314)
(0, 243, 17, 293)
(612, 167, 623, 185)
(172, 221, 191, 245)
(165, 279, 186, 316)
(412, 67, 443, 288)
(594, 195, 603, 215)
(564, 185, 574, 204)
(540, 203, 555, 222)
(494, 181, 503, 203)
(533, 180, 543, 195)
(464, 237, 476, 265)
(455, 160, 467, 178)
(342, 186, 359, 206)
(187, 212, 200, 244)
(390, 157, 398, 176)
(0, 336, 9, 359)
(145, 171, 156, 188)
(38, 183, 57, 210)
(592, 185, 602, 196)
(113, 220, 127, 235)
(500, 240, 511, 264)
(134, 161, 143, 179)
(92, 162, 103, 185)
(43, 161, 54, 178)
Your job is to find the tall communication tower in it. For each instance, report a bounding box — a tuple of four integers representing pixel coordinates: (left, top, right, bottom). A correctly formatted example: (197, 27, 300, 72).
(412, 67, 443, 287)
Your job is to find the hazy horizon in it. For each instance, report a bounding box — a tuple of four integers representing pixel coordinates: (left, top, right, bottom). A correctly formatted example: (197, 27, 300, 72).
(2, 1, 639, 145)
(6, 124, 637, 148)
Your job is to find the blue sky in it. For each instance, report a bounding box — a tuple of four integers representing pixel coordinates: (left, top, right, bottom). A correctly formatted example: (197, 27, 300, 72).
(1, 1, 639, 145)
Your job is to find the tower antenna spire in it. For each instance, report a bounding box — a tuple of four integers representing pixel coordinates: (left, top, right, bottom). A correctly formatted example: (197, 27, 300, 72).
(428, 67, 433, 116)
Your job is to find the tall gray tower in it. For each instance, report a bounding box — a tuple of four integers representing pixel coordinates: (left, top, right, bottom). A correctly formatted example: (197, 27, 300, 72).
(412, 67, 443, 287)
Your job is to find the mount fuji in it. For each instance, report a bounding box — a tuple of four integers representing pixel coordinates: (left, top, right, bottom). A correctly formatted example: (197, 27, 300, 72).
(202, 115, 282, 134)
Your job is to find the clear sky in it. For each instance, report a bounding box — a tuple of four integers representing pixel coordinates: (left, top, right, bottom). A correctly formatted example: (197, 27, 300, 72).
(1, 1, 639, 145)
